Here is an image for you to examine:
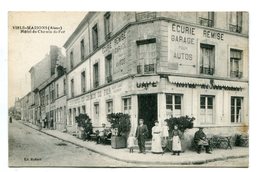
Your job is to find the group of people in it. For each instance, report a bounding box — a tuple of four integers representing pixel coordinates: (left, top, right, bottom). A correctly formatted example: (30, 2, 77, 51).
(128, 119, 212, 155)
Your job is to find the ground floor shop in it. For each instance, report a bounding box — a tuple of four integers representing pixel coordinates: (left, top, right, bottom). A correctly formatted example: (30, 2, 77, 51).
(66, 75, 248, 140)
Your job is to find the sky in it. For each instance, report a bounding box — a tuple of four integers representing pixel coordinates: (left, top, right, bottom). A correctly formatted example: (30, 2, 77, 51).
(8, 12, 86, 107)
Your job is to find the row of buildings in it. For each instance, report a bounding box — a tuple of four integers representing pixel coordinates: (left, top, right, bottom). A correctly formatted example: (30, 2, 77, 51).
(15, 12, 249, 138)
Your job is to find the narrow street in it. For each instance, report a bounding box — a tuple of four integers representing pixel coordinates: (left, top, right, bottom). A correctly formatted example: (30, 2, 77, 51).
(8, 120, 131, 167)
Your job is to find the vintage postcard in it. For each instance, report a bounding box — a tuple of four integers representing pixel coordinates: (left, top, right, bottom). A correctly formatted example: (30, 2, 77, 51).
(8, 12, 249, 167)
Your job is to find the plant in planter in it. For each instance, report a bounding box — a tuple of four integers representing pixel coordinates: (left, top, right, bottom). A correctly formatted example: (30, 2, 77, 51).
(107, 112, 131, 149)
(165, 115, 195, 151)
(75, 113, 93, 141)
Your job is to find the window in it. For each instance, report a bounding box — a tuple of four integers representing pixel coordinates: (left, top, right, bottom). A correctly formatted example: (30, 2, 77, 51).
(51, 89, 55, 103)
(63, 78, 66, 95)
(200, 44, 215, 75)
(230, 49, 243, 78)
(104, 12, 111, 39)
(229, 12, 242, 33)
(200, 95, 214, 124)
(94, 103, 99, 126)
(92, 24, 98, 51)
(231, 97, 243, 123)
(70, 79, 74, 97)
(166, 94, 183, 117)
(56, 84, 59, 98)
(68, 109, 72, 125)
(137, 39, 157, 74)
(70, 51, 74, 69)
(93, 63, 99, 88)
(123, 98, 131, 114)
(106, 100, 113, 114)
(81, 71, 86, 93)
(73, 108, 76, 125)
(77, 107, 81, 115)
(82, 105, 86, 114)
(80, 39, 85, 61)
(105, 54, 113, 83)
(45, 95, 49, 105)
(199, 12, 214, 27)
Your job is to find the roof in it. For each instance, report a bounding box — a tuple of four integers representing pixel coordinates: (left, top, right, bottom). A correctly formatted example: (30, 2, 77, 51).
(63, 12, 95, 48)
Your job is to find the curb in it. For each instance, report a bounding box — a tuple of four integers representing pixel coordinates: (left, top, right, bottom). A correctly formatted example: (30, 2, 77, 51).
(21, 122, 248, 166)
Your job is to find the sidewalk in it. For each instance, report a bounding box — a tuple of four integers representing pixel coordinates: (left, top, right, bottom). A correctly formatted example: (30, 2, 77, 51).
(22, 121, 249, 166)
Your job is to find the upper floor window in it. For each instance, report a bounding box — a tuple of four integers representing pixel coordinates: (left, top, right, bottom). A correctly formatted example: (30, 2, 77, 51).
(199, 12, 214, 27)
(229, 12, 242, 33)
(80, 39, 85, 61)
(56, 84, 59, 98)
(136, 38, 157, 74)
(200, 44, 215, 75)
(230, 49, 243, 78)
(63, 78, 66, 95)
(82, 105, 86, 114)
(70, 51, 74, 69)
(106, 100, 113, 114)
(92, 24, 98, 51)
(81, 71, 86, 93)
(105, 54, 113, 83)
(231, 97, 243, 123)
(70, 79, 74, 97)
(93, 63, 99, 88)
(104, 12, 111, 40)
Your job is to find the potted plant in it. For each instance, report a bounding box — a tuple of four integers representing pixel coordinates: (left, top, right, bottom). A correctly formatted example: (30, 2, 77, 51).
(107, 112, 131, 149)
(75, 113, 93, 141)
(165, 115, 195, 151)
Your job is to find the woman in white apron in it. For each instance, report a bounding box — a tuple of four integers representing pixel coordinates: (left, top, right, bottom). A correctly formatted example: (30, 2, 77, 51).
(171, 125, 182, 155)
(151, 120, 163, 154)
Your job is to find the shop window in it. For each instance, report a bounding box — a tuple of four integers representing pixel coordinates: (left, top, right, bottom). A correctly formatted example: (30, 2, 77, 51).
(199, 12, 214, 27)
(106, 100, 113, 114)
(200, 44, 215, 75)
(93, 63, 99, 88)
(104, 12, 111, 40)
(229, 12, 242, 33)
(70, 51, 74, 69)
(81, 71, 86, 93)
(231, 97, 243, 123)
(137, 39, 157, 74)
(166, 94, 183, 117)
(82, 105, 86, 114)
(230, 49, 243, 78)
(94, 103, 99, 126)
(200, 95, 214, 124)
(123, 98, 131, 115)
(80, 39, 85, 61)
(68, 109, 72, 125)
(105, 54, 113, 83)
(92, 24, 98, 51)
(73, 108, 76, 125)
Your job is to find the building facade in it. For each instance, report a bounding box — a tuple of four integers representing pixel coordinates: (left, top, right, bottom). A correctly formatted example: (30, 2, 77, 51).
(63, 12, 249, 139)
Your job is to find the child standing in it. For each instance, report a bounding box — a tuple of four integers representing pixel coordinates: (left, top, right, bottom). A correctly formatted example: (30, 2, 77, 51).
(127, 134, 135, 153)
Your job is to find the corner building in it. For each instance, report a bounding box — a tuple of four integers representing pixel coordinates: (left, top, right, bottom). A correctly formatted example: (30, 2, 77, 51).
(64, 12, 249, 139)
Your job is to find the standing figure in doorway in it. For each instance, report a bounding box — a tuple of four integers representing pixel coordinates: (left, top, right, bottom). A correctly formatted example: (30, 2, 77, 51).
(171, 125, 182, 155)
(135, 119, 148, 154)
(50, 117, 54, 130)
(151, 120, 163, 154)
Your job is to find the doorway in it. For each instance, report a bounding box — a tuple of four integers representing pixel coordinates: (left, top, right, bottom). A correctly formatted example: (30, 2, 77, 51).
(138, 94, 158, 139)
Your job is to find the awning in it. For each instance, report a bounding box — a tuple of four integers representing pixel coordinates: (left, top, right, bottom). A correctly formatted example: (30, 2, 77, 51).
(168, 76, 210, 86)
(213, 80, 248, 89)
(135, 75, 160, 85)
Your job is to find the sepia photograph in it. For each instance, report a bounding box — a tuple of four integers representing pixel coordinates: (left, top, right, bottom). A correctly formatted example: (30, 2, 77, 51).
(8, 11, 249, 168)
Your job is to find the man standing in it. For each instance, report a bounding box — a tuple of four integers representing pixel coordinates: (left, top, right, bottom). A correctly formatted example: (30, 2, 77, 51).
(194, 127, 212, 154)
(135, 119, 148, 154)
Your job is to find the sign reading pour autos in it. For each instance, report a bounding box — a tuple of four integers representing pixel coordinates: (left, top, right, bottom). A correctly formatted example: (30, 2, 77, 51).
(168, 23, 197, 74)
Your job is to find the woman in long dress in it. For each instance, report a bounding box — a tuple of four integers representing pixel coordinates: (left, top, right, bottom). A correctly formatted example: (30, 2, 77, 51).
(171, 125, 182, 156)
(151, 120, 163, 154)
